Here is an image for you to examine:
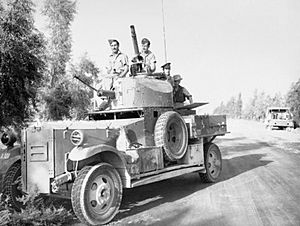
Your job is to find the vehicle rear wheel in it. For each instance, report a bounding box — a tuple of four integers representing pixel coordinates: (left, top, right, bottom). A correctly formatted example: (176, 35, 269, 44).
(3, 161, 24, 211)
(199, 143, 222, 183)
(154, 111, 188, 161)
(71, 163, 122, 225)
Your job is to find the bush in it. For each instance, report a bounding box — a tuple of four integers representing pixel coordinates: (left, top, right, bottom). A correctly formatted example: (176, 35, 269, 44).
(0, 190, 74, 226)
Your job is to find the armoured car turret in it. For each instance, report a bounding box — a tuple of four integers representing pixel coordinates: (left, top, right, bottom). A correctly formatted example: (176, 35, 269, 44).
(21, 25, 228, 225)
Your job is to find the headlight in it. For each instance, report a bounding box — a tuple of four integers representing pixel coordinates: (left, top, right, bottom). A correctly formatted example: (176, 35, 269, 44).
(1, 132, 17, 147)
(70, 130, 84, 146)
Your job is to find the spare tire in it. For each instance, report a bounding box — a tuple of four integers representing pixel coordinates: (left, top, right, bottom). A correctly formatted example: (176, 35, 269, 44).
(154, 111, 188, 161)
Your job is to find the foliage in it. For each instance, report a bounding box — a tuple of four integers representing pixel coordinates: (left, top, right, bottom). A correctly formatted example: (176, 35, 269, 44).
(213, 93, 243, 118)
(0, 194, 11, 225)
(68, 54, 100, 119)
(243, 91, 286, 120)
(0, 0, 46, 128)
(0, 190, 74, 226)
(42, 0, 76, 86)
(41, 55, 99, 120)
(286, 78, 300, 125)
(213, 91, 286, 121)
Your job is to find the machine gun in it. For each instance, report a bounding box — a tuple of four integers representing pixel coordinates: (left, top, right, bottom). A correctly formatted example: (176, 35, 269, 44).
(130, 25, 144, 75)
(73, 75, 116, 99)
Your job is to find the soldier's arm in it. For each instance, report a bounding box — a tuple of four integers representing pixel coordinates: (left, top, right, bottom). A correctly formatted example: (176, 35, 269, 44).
(119, 65, 129, 77)
(183, 87, 193, 104)
(149, 54, 156, 73)
(119, 54, 129, 77)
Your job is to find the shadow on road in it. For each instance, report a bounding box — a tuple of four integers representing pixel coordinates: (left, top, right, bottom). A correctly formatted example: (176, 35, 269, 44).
(112, 152, 272, 223)
(221, 153, 272, 180)
(221, 141, 273, 155)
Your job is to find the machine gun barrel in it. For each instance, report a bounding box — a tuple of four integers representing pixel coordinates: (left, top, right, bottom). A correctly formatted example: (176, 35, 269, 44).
(73, 75, 97, 92)
(73, 75, 116, 99)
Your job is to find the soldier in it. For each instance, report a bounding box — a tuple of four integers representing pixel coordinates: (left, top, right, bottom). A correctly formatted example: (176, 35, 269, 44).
(161, 62, 173, 85)
(172, 74, 193, 106)
(106, 39, 129, 78)
(96, 39, 129, 111)
(140, 38, 156, 73)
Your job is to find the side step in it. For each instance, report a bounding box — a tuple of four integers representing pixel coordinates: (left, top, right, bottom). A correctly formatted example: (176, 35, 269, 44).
(131, 166, 205, 187)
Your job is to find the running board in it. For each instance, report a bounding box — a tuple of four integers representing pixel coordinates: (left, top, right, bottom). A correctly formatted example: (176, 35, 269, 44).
(131, 166, 205, 188)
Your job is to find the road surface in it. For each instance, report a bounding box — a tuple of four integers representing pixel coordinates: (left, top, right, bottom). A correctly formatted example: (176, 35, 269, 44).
(72, 119, 300, 226)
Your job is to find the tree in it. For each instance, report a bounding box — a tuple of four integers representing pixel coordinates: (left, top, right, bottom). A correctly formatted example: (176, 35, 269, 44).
(235, 93, 243, 119)
(286, 79, 300, 125)
(41, 54, 100, 120)
(69, 54, 100, 119)
(0, 0, 46, 128)
(43, 0, 76, 86)
(213, 93, 243, 118)
(41, 0, 76, 120)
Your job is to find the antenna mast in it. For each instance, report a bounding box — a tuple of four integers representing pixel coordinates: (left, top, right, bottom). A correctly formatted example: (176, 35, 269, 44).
(161, 0, 167, 62)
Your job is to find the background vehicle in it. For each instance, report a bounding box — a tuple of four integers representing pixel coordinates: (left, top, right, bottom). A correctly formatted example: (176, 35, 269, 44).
(21, 26, 227, 225)
(0, 131, 23, 211)
(265, 107, 295, 131)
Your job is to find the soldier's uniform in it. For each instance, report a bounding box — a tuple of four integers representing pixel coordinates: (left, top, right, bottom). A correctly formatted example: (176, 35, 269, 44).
(140, 38, 156, 73)
(140, 50, 156, 72)
(172, 74, 192, 105)
(107, 51, 129, 75)
(173, 85, 192, 103)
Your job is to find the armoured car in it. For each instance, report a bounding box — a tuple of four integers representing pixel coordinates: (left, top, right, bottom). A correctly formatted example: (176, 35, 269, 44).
(21, 26, 228, 225)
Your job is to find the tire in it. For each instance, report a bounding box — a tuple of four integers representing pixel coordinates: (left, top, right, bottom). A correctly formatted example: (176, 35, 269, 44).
(71, 163, 123, 225)
(154, 111, 188, 161)
(199, 143, 222, 183)
(2, 161, 24, 211)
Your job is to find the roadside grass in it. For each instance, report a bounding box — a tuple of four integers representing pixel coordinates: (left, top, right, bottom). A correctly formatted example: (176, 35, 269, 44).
(0, 191, 75, 226)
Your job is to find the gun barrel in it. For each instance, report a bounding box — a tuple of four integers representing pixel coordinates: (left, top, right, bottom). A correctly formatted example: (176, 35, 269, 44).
(73, 75, 116, 99)
(74, 75, 97, 92)
(130, 25, 139, 55)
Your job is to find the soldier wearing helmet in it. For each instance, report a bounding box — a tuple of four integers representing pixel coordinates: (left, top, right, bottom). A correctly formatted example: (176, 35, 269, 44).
(172, 74, 193, 106)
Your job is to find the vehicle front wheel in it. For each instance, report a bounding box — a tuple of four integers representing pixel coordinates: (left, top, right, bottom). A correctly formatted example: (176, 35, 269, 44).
(71, 163, 123, 225)
(199, 143, 222, 183)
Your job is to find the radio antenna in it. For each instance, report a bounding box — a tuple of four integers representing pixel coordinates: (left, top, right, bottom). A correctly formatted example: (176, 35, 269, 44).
(161, 0, 167, 62)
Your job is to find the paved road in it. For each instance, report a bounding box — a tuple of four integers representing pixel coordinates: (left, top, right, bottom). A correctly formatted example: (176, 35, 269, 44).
(71, 119, 300, 226)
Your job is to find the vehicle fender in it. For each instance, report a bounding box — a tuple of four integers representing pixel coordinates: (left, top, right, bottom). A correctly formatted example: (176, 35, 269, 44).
(0, 146, 21, 173)
(0, 145, 21, 160)
(69, 144, 131, 187)
(69, 144, 123, 161)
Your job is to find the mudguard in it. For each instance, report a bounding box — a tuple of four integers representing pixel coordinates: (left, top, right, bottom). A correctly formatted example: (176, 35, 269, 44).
(68, 144, 131, 187)
(68, 144, 124, 161)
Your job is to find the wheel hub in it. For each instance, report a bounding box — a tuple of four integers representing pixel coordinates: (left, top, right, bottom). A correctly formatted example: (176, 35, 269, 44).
(167, 122, 182, 151)
(208, 151, 221, 178)
(89, 175, 113, 213)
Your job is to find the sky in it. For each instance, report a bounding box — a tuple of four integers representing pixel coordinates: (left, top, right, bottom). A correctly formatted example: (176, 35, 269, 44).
(34, 0, 300, 113)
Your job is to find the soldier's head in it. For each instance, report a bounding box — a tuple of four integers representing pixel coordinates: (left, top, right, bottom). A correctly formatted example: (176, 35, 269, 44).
(141, 38, 150, 53)
(161, 62, 171, 76)
(173, 74, 182, 87)
(109, 39, 120, 54)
